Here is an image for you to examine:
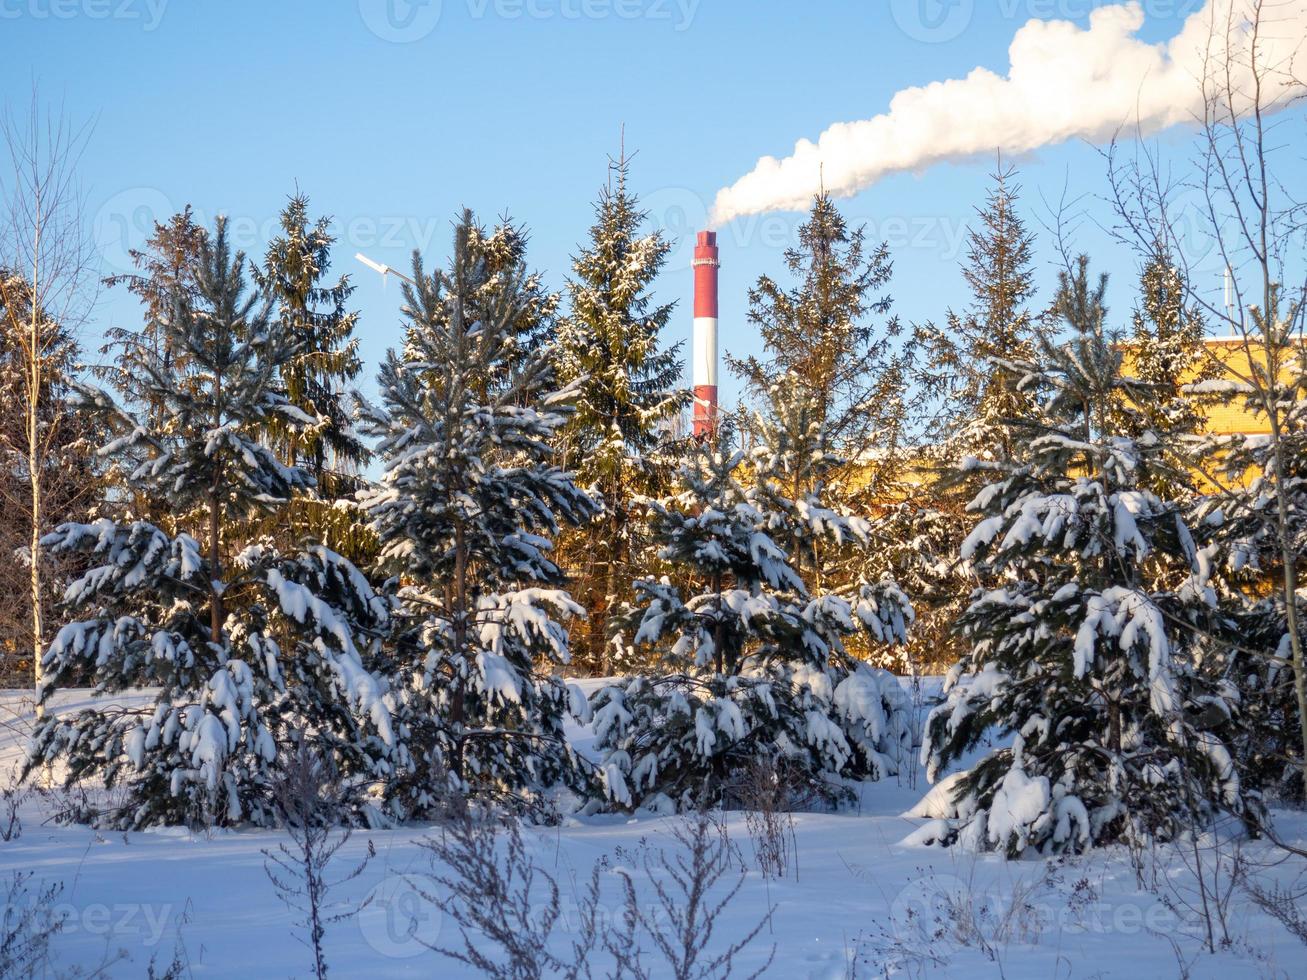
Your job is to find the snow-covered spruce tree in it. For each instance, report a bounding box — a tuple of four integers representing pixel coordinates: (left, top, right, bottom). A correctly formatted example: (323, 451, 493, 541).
(257, 193, 368, 482)
(728, 190, 929, 675)
(25, 217, 395, 829)
(454, 216, 560, 400)
(921, 162, 1038, 465)
(728, 190, 913, 496)
(359, 210, 600, 818)
(907, 164, 1040, 673)
(591, 393, 913, 814)
(553, 150, 687, 673)
(919, 256, 1262, 855)
(1114, 242, 1219, 501)
(1122, 242, 1215, 441)
(101, 206, 208, 434)
(854, 501, 969, 674)
(254, 193, 375, 562)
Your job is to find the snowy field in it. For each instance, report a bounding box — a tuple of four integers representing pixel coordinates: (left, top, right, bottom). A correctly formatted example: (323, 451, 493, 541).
(3, 686, 1307, 979)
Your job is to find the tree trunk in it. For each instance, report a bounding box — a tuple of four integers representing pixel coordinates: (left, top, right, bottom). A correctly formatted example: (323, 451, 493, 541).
(599, 499, 623, 677)
(208, 485, 223, 643)
(1268, 415, 1307, 792)
(713, 571, 729, 675)
(27, 253, 43, 718)
(450, 521, 468, 782)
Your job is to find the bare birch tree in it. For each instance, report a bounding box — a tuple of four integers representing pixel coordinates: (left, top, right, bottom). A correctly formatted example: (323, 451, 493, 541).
(1107, 0, 1307, 789)
(0, 90, 94, 709)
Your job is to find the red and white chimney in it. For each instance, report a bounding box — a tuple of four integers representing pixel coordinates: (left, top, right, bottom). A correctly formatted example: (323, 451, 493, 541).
(692, 229, 719, 439)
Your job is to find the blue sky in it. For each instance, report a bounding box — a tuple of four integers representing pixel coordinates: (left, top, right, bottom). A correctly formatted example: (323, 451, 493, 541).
(0, 0, 1234, 408)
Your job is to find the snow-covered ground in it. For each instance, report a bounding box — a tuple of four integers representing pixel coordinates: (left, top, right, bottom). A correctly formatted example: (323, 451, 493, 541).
(3, 687, 1307, 979)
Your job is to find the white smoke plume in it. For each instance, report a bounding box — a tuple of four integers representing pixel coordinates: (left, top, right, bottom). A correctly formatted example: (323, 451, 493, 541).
(711, 0, 1306, 225)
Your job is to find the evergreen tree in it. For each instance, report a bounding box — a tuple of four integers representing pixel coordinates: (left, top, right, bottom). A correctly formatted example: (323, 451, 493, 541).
(862, 168, 1038, 675)
(853, 500, 970, 675)
(102, 207, 208, 427)
(436, 215, 558, 399)
(553, 151, 686, 673)
(253, 194, 375, 561)
(25, 218, 394, 828)
(920, 163, 1038, 464)
(359, 210, 600, 818)
(919, 257, 1261, 855)
(727, 191, 922, 677)
(728, 191, 912, 496)
(1126, 245, 1212, 430)
(257, 193, 368, 483)
(591, 391, 913, 814)
(1117, 242, 1218, 496)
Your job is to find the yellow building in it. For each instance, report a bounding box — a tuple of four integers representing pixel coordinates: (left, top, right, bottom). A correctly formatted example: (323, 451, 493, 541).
(1191, 337, 1276, 437)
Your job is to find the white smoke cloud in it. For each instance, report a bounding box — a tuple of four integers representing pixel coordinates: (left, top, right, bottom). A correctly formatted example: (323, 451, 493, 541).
(710, 1, 1306, 225)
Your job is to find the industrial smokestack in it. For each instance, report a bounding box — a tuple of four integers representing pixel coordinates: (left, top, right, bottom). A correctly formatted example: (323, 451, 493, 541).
(692, 230, 719, 439)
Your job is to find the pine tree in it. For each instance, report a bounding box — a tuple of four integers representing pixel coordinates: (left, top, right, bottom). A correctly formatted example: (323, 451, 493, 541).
(101, 207, 208, 429)
(728, 191, 912, 496)
(871, 169, 1038, 676)
(553, 151, 686, 673)
(359, 210, 600, 818)
(442, 216, 559, 399)
(1126, 246, 1212, 431)
(920, 163, 1038, 464)
(256, 194, 368, 483)
(25, 217, 394, 828)
(253, 194, 375, 561)
(591, 391, 913, 814)
(919, 257, 1262, 855)
(1116, 242, 1218, 500)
